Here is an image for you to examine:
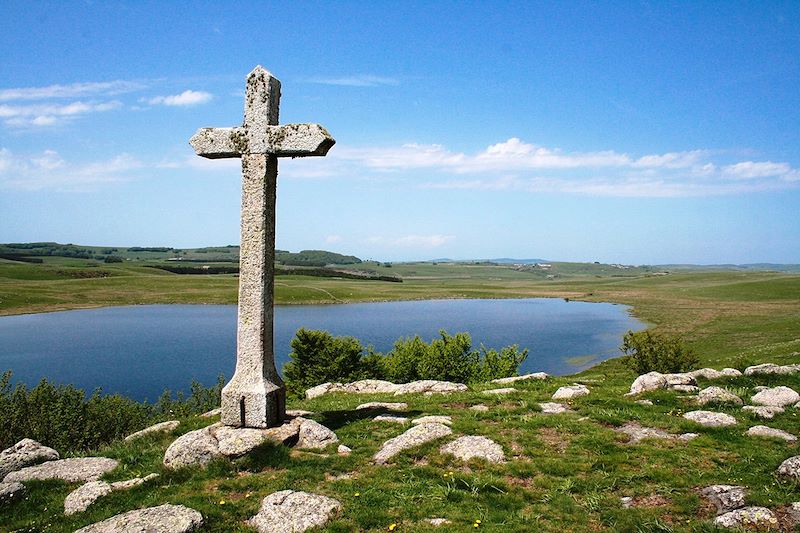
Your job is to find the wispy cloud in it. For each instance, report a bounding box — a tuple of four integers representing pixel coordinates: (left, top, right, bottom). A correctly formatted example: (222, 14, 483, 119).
(0, 80, 145, 101)
(0, 101, 122, 127)
(307, 75, 399, 87)
(0, 148, 141, 191)
(145, 90, 212, 106)
(366, 234, 455, 248)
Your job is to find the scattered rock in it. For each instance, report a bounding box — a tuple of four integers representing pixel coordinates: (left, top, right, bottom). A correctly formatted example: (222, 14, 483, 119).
(754, 386, 768, 392)
(337, 444, 352, 456)
(163, 425, 223, 469)
(0, 481, 26, 504)
(374, 415, 409, 424)
(470, 404, 489, 412)
(616, 422, 673, 444)
(671, 385, 700, 393)
(110, 473, 158, 490)
(743, 405, 785, 419)
(74, 504, 203, 533)
(4, 457, 118, 483)
(628, 371, 697, 395)
(440, 436, 505, 463)
(491, 372, 549, 384)
(539, 402, 572, 414)
(635, 399, 654, 406)
(356, 402, 408, 411)
(552, 384, 590, 400)
(200, 407, 222, 418)
(374, 423, 452, 465)
(747, 425, 797, 442)
(286, 409, 315, 417)
(620, 496, 634, 508)
(752, 386, 800, 407)
(744, 363, 800, 376)
(248, 490, 341, 533)
(786, 502, 800, 523)
(215, 426, 276, 457)
(394, 380, 468, 396)
(412, 415, 453, 426)
(698, 387, 743, 406)
(483, 387, 517, 395)
(0, 438, 60, 479)
(263, 417, 305, 446)
(682, 411, 737, 427)
(426, 517, 452, 526)
(125, 420, 180, 441)
(296, 419, 339, 450)
(700, 485, 747, 514)
(679, 433, 699, 441)
(306, 379, 467, 399)
(777, 455, 800, 478)
(64, 481, 112, 515)
(689, 368, 742, 380)
(714, 506, 776, 529)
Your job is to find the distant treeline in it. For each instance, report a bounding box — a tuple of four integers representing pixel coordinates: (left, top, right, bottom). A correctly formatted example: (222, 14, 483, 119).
(276, 249, 362, 267)
(146, 265, 240, 275)
(146, 264, 402, 282)
(127, 246, 174, 252)
(0, 254, 43, 263)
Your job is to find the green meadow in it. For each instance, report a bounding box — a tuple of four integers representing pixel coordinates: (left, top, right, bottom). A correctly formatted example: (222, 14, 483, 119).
(2, 254, 800, 531)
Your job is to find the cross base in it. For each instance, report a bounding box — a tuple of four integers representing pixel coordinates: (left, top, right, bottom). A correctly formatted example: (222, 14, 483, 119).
(220, 378, 286, 428)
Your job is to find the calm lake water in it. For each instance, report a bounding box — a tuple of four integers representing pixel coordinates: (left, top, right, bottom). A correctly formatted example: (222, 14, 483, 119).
(0, 299, 643, 401)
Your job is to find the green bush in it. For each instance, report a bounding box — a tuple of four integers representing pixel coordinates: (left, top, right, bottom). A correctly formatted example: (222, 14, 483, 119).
(620, 330, 699, 374)
(282, 329, 528, 396)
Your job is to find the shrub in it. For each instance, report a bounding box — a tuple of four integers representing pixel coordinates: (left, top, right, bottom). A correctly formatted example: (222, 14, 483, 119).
(620, 330, 699, 374)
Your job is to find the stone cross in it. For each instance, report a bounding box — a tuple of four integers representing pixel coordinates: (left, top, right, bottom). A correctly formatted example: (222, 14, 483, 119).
(189, 66, 335, 428)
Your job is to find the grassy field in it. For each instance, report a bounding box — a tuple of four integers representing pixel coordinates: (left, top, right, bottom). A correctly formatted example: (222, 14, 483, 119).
(2, 257, 800, 531)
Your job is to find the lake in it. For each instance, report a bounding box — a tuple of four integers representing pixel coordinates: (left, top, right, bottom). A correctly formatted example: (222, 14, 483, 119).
(0, 298, 644, 401)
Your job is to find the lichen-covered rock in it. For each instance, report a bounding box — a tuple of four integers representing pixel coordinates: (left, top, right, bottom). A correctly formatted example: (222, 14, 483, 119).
(689, 368, 742, 380)
(74, 504, 203, 533)
(337, 444, 352, 456)
(628, 371, 697, 395)
(125, 420, 180, 441)
(746, 425, 797, 442)
(306, 379, 467, 398)
(0, 438, 59, 479)
(617, 422, 673, 444)
(426, 517, 452, 526)
(491, 372, 549, 384)
(539, 402, 571, 414)
(4, 457, 118, 483)
(700, 485, 747, 514)
(697, 387, 743, 406)
(671, 385, 700, 393)
(374, 415, 409, 424)
(249, 490, 341, 533)
(777, 455, 800, 478)
(296, 419, 338, 449)
(64, 481, 112, 515)
(215, 426, 274, 457)
(412, 415, 453, 426)
(743, 405, 784, 419)
(440, 436, 505, 463)
(744, 363, 800, 376)
(286, 409, 315, 417)
(682, 411, 737, 427)
(751, 386, 800, 407)
(394, 380, 467, 395)
(0, 481, 26, 504)
(163, 425, 221, 469)
(714, 506, 776, 528)
(469, 404, 490, 412)
(374, 423, 453, 465)
(483, 387, 517, 395)
(200, 407, 221, 418)
(552, 384, 590, 400)
(109, 473, 158, 490)
(356, 402, 408, 411)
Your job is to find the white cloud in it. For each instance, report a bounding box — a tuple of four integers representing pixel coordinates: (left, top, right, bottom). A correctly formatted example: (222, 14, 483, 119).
(0, 148, 141, 191)
(307, 75, 399, 87)
(367, 234, 455, 248)
(325, 235, 342, 244)
(146, 90, 212, 106)
(721, 161, 793, 179)
(0, 100, 121, 127)
(0, 80, 145, 101)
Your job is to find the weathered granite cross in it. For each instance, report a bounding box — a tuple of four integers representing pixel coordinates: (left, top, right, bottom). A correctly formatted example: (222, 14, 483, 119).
(189, 66, 335, 428)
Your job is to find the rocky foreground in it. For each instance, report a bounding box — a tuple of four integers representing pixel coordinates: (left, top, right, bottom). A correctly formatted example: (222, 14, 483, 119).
(4, 364, 800, 531)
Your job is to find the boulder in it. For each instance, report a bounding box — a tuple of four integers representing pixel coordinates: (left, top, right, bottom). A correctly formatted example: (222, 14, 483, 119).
(628, 371, 697, 395)
(306, 379, 467, 399)
(356, 402, 408, 411)
(635, 399, 654, 406)
(110, 473, 158, 490)
(64, 481, 112, 515)
(394, 380, 468, 395)
(0, 438, 60, 479)
(700, 485, 747, 514)
(215, 426, 276, 457)
(296, 419, 338, 450)
(163, 425, 221, 469)
(697, 387, 743, 406)
(74, 504, 203, 533)
(671, 385, 700, 393)
(689, 368, 742, 380)
(744, 363, 800, 376)
(286, 409, 315, 417)
(249, 490, 341, 533)
(337, 445, 352, 456)
(412, 415, 453, 426)
(539, 402, 572, 414)
(491, 372, 549, 385)
(747, 425, 796, 442)
(483, 387, 517, 395)
(469, 404, 490, 412)
(374, 415, 410, 424)
(374, 423, 452, 465)
(199, 407, 221, 418)
(552, 384, 590, 400)
(125, 420, 180, 441)
(714, 506, 776, 529)
(4, 457, 118, 483)
(777, 455, 800, 478)
(682, 411, 737, 427)
(440, 436, 505, 463)
(0, 481, 26, 504)
(751, 386, 800, 407)
(617, 422, 673, 444)
(742, 405, 784, 419)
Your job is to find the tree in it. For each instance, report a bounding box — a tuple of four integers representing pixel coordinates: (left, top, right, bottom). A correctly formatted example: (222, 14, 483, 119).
(620, 330, 699, 374)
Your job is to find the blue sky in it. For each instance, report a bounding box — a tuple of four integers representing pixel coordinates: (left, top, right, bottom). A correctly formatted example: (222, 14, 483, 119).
(1, 1, 798, 264)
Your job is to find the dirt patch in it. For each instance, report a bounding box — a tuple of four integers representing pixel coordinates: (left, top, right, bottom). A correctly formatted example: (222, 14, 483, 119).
(634, 494, 670, 508)
(537, 427, 570, 453)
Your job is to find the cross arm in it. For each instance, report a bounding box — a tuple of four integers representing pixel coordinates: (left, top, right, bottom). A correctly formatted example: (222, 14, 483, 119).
(190, 124, 335, 159)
